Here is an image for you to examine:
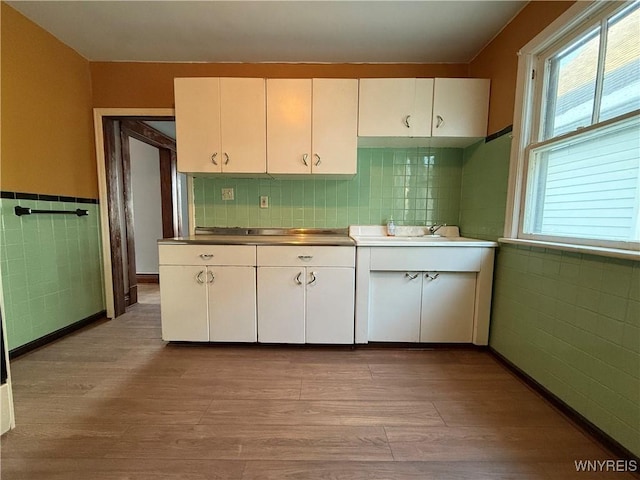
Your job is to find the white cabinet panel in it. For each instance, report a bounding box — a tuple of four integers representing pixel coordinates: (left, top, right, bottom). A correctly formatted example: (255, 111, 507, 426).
(369, 271, 422, 342)
(432, 78, 490, 138)
(257, 267, 306, 343)
(209, 266, 257, 342)
(257, 246, 354, 267)
(420, 272, 475, 343)
(175, 77, 221, 173)
(175, 77, 266, 174)
(159, 265, 209, 341)
(267, 79, 358, 175)
(267, 79, 312, 174)
(312, 79, 358, 175)
(306, 268, 355, 344)
(358, 78, 433, 137)
(369, 247, 482, 272)
(159, 244, 256, 266)
(219, 78, 266, 173)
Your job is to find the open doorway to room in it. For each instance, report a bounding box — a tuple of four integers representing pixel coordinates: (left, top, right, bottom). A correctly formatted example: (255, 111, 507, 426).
(97, 112, 187, 318)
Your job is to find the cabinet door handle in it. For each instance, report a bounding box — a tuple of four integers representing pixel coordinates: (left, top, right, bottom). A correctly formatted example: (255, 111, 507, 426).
(295, 271, 303, 285)
(211, 153, 218, 165)
(314, 153, 321, 167)
(436, 115, 444, 128)
(404, 115, 411, 128)
(196, 270, 206, 284)
(425, 273, 440, 281)
(405, 272, 419, 280)
(208, 271, 215, 283)
(200, 254, 214, 260)
(302, 153, 309, 166)
(298, 255, 313, 261)
(307, 271, 317, 285)
(224, 152, 230, 165)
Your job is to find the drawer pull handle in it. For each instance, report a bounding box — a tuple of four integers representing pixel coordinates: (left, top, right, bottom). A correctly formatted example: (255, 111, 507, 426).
(298, 255, 313, 261)
(436, 115, 444, 129)
(405, 272, 419, 280)
(302, 153, 309, 166)
(295, 272, 303, 285)
(425, 273, 440, 281)
(308, 271, 317, 285)
(314, 153, 321, 167)
(196, 270, 206, 284)
(211, 153, 218, 165)
(200, 254, 214, 259)
(404, 115, 411, 128)
(208, 271, 215, 283)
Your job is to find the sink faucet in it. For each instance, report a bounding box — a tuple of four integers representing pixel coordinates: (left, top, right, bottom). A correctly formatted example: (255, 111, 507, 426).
(428, 223, 446, 235)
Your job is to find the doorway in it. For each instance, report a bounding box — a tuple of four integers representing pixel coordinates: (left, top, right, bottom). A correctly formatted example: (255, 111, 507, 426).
(95, 109, 185, 318)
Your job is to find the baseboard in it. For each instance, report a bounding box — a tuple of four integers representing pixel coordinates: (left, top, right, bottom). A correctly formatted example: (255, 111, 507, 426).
(9, 311, 107, 359)
(490, 347, 639, 463)
(0, 383, 13, 435)
(137, 274, 159, 284)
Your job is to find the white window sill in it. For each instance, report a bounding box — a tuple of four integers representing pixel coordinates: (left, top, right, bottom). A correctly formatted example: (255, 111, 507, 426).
(498, 238, 640, 261)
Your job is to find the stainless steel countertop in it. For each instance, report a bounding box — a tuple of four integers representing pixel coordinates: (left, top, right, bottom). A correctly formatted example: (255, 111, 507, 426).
(158, 227, 356, 246)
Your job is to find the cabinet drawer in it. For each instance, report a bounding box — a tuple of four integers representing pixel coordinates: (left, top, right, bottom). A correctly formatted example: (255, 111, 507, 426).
(257, 246, 355, 267)
(159, 245, 256, 266)
(369, 247, 482, 272)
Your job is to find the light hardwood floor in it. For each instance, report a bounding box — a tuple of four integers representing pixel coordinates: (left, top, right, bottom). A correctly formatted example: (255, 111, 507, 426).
(1, 284, 635, 479)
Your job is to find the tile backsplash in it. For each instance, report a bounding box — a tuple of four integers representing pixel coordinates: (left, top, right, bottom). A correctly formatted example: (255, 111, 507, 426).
(193, 147, 463, 228)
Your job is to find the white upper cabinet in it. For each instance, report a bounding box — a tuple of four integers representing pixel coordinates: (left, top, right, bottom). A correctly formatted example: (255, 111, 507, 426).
(358, 78, 434, 137)
(432, 78, 490, 139)
(174, 77, 266, 174)
(267, 78, 358, 175)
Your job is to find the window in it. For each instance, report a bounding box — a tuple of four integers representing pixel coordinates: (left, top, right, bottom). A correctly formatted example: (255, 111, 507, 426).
(510, 2, 640, 254)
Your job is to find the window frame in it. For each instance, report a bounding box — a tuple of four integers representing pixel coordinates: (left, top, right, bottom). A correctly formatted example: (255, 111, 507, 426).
(504, 0, 640, 257)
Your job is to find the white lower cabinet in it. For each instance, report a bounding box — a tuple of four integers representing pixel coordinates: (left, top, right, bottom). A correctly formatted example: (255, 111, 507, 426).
(369, 270, 475, 343)
(257, 267, 306, 343)
(256, 246, 355, 344)
(159, 245, 257, 342)
(420, 272, 475, 343)
(159, 265, 209, 341)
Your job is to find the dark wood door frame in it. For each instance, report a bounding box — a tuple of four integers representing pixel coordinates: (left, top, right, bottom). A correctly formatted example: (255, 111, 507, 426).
(102, 117, 176, 316)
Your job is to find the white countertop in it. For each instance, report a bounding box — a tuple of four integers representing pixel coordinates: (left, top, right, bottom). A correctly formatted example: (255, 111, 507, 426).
(348, 225, 498, 247)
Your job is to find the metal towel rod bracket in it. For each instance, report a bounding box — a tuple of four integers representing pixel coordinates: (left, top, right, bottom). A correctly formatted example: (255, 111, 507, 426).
(14, 206, 88, 217)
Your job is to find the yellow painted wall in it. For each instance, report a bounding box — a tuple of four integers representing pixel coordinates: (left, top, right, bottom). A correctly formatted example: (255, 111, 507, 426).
(470, 1, 575, 135)
(1, 3, 97, 198)
(90, 62, 469, 108)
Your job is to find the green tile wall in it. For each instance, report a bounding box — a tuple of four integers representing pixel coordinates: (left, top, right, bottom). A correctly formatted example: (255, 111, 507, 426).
(460, 135, 640, 457)
(0, 198, 105, 351)
(492, 245, 640, 456)
(460, 135, 511, 241)
(194, 147, 463, 228)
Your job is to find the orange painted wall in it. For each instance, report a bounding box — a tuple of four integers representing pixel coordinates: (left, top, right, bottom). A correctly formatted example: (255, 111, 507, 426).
(90, 62, 468, 108)
(1, 3, 97, 198)
(470, 1, 575, 135)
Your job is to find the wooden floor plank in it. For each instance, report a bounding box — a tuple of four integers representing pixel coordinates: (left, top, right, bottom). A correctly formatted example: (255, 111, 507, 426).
(105, 424, 394, 461)
(2, 284, 632, 480)
(200, 399, 445, 427)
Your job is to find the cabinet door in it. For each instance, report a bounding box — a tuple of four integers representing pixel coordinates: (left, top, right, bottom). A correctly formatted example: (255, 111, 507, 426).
(208, 266, 257, 342)
(159, 265, 209, 341)
(267, 79, 312, 174)
(174, 78, 222, 173)
(369, 271, 422, 341)
(420, 272, 475, 342)
(220, 78, 266, 174)
(311, 79, 358, 175)
(257, 267, 305, 343)
(305, 267, 355, 344)
(432, 78, 490, 138)
(358, 79, 432, 137)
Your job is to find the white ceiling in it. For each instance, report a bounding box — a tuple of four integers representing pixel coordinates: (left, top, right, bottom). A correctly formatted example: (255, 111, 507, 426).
(7, 1, 527, 63)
